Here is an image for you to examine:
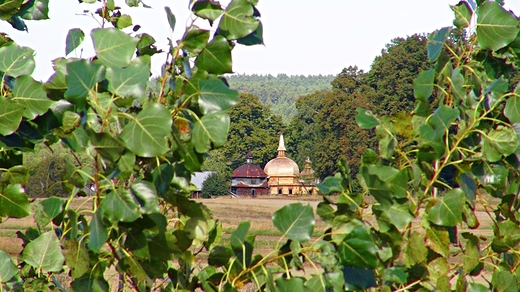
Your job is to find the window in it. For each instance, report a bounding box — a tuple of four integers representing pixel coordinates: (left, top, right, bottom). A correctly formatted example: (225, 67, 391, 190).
(288, 189, 292, 195)
(278, 188, 282, 195)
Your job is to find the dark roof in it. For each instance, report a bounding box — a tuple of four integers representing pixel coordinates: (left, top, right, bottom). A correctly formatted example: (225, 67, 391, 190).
(232, 163, 267, 178)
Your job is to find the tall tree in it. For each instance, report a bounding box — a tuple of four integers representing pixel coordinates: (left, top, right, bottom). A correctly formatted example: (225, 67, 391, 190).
(367, 34, 431, 117)
(288, 66, 374, 179)
(223, 93, 284, 172)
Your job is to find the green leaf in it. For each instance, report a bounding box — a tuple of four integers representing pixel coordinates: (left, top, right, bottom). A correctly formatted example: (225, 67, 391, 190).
(405, 232, 427, 266)
(164, 6, 176, 32)
(17, 0, 49, 20)
(63, 239, 90, 278)
(275, 277, 305, 292)
(482, 125, 519, 162)
(208, 246, 232, 267)
(65, 28, 85, 55)
(87, 131, 124, 163)
(0, 98, 23, 135)
(198, 79, 239, 114)
(192, 0, 223, 25)
(230, 221, 250, 250)
(106, 55, 149, 98)
(451, 1, 472, 29)
(272, 203, 315, 242)
(88, 210, 108, 252)
(427, 27, 452, 62)
(342, 266, 377, 290)
(476, 1, 520, 51)
(383, 267, 407, 284)
(426, 226, 449, 257)
(182, 26, 210, 55)
(337, 220, 378, 268)
(0, 0, 23, 20)
(71, 276, 109, 292)
(192, 111, 230, 153)
(120, 103, 172, 157)
(64, 59, 105, 109)
(195, 35, 232, 75)
(91, 28, 138, 68)
(427, 188, 465, 227)
(413, 69, 435, 101)
(100, 190, 141, 222)
(355, 107, 379, 129)
(504, 96, 520, 123)
(115, 14, 132, 29)
(462, 233, 480, 274)
(218, 0, 259, 40)
(22, 231, 65, 272)
(451, 67, 465, 99)
(492, 270, 518, 292)
(0, 183, 30, 218)
(429, 105, 459, 137)
(0, 43, 35, 77)
(131, 182, 160, 214)
(12, 75, 53, 119)
(237, 20, 263, 46)
(316, 173, 344, 194)
(0, 250, 17, 283)
(34, 197, 64, 228)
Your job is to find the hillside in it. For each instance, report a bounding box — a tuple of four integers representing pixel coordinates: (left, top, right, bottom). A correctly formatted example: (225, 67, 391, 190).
(226, 73, 335, 123)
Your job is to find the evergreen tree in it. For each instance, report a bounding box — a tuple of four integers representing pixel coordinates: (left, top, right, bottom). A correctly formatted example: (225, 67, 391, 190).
(201, 172, 229, 198)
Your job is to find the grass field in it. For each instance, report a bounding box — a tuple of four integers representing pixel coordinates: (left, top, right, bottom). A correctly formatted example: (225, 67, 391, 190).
(0, 194, 499, 290)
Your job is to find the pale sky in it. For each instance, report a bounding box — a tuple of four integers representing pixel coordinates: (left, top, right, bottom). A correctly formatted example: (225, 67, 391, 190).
(1, 0, 519, 81)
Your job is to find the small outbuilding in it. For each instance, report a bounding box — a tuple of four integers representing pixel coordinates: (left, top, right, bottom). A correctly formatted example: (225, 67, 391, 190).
(230, 151, 269, 197)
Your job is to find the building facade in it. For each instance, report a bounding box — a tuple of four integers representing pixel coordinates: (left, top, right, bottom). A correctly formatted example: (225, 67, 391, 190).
(264, 134, 318, 195)
(230, 151, 269, 197)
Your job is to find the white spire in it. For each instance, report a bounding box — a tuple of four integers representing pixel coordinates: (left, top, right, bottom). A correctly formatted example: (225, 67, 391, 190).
(277, 134, 286, 157)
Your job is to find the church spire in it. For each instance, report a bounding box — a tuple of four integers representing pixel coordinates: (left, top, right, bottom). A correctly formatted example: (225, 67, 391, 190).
(277, 134, 286, 157)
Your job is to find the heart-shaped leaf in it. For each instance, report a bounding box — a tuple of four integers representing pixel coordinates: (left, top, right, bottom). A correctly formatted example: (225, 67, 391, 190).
(427, 27, 452, 62)
(0, 250, 17, 283)
(120, 103, 172, 157)
(451, 1, 472, 29)
(192, 111, 230, 153)
(22, 231, 65, 272)
(106, 55, 150, 98)
(65, 28, 84, 55)
(413, 69, 435, 101)
(272, 203, 315, 242)
(91, 28, 138, 68)
(0, 98, 23, 135)
(100, 190, 141, 222)
(427, 188, 465, 227)
(0, 43, 35, 77)
(482, 125, 519, 162)
(0, 183, 30, 218)
(12, 75, 54, 119)
(476, 1, 520, 51)
(64, 59, 105, 109)
(217, 0, 258, 40)
(17, 0, 49, 20)
(198, 79, 238, 114)
(355, 107, 379, 129)
(195, 35, 232, 75)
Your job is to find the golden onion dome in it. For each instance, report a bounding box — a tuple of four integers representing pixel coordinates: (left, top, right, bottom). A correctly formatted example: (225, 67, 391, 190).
(264, 157, 300, 177)
(264, 134, 299, 177)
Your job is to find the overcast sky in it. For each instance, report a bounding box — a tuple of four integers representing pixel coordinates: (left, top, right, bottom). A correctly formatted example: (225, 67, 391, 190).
(1, 0, 519, 80)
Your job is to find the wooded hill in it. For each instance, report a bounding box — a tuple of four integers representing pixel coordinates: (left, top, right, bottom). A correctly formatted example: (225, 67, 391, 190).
(226, 73, 334, 122)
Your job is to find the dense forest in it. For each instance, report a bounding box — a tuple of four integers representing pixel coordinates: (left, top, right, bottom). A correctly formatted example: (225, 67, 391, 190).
(25, 33, 456, 189)
(200, 34, 437, 181)
(227, 73, 334, 122)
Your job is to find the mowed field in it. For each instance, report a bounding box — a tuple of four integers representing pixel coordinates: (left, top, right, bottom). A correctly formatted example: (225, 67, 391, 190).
(0, 195, 496, 256)
(0, 195, 498, 288)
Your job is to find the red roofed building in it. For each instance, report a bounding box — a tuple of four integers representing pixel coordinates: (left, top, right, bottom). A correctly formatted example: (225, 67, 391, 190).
(230, 151, 269, 197)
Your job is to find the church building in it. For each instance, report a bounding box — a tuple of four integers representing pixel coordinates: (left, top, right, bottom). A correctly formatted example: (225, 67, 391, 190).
(230, 151, 269, 197)
(263, 134, 319, 195)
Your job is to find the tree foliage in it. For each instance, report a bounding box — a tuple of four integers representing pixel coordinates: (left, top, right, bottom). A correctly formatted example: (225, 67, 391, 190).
(2, 0, 520, 291)
(221, 93, 284, 172)
(228, 73, 334, 123)
(201, 172, 228, 198)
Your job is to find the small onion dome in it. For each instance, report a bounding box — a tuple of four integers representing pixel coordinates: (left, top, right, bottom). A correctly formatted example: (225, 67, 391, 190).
(299, 157, 315, 178)
(264, 134, 300, 177)
(232, 151, 267, 178)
